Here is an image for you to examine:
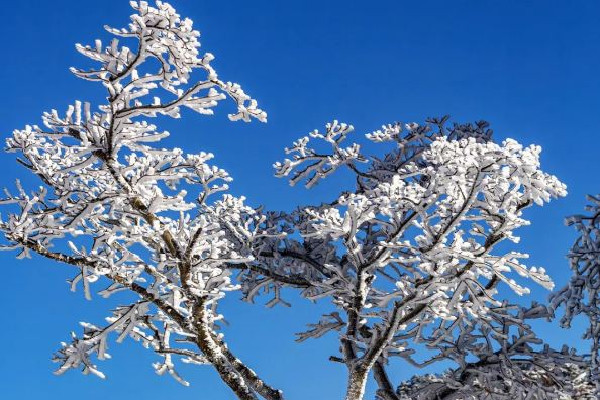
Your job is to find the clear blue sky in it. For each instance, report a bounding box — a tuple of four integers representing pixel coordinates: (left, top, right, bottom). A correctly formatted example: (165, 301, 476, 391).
(1, 1, 599, 399)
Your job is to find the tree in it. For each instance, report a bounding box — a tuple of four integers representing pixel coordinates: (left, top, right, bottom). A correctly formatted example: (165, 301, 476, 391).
(264, 118, 590, 400)
(1, 2, 278, 400)
(552, 194, 600, 397)
(2, 2, 595, 400)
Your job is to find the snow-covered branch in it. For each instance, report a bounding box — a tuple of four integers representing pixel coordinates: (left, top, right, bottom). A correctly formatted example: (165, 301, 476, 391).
(551, 194, 600, 396)
(253, 116, 570, 399)
(4, 2, 592, 398)
(1, 2, 281, 399)
(394, 303, 593, 399)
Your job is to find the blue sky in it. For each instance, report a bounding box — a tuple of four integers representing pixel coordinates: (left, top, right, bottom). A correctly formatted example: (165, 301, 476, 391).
(1, 1, 599, 399)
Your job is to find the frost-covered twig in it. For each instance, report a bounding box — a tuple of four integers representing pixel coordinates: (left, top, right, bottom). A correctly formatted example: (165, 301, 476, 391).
(1, 2, 280, 399)
(248, 116, 569, 400)
(551, 194, 600, 396)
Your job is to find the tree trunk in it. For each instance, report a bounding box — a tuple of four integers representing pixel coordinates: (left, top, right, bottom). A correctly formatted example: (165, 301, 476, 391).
(344, 366, 370, 400)
(195, 327, 258, 400)
(193, 304, 258, 400)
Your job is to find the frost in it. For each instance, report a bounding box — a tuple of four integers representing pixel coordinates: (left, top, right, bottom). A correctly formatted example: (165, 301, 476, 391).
(0, 2, 278, 399)
(248, 116, 580, 399)
(552, 194, 600, 397)
(0, 2, 593, 399)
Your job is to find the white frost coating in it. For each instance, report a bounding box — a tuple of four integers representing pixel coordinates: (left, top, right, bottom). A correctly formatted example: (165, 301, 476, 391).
(1, 2, 593, 398)
(0, 2, 271, 395)
(552, 194, 600, 397)
(242, 117, 587, 399)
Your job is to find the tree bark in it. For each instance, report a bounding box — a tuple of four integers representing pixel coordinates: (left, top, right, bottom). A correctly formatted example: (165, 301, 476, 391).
(344, 366, 370, 400)
(373, 361, 400, 400)
(194, 304, 259, 400)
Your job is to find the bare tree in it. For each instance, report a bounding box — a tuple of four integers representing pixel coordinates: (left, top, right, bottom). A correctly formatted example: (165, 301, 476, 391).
(2, 2, 595, 400)
(255, 118, 586, 399)
(552, 194, 600, 397)
(1, 2, 281, 399)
